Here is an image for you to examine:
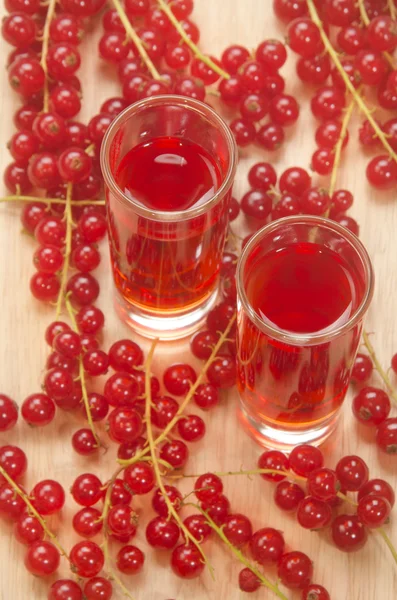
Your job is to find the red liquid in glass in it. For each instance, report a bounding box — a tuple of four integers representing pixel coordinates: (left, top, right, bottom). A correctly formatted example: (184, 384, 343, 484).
(108, 136, 229, 312)
(238, 242, 365, 428)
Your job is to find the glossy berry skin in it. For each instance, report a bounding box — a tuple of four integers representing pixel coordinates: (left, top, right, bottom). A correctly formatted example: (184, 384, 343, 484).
(0, 395, 18, 431)
(301, 584, 330, 600)
(152, 485, 182, 518)
(200, 493, 230, 525)
(83, 577, 112, 600)
(66, 273, 100, 306)
(35, 216, 65, 248)
(335, 456, 369, 491)
(171, 543, 205, 579)
(2, 14, 36, 48)
(124, 461, 155, 495)
(273, 192, 300, 219)
(270, 94, 299, 126)
(183, 514, 212, 543)
(257, 122, 285, 150)
(70, 541, 104, 578)
(72, 429, 98, 455)
(352, 387, 391, 426)
(240, 93, 269, 121)
(274, 0, 308, 21)
(278, 551, 313, 589)
(50, 85, 81, 119)
(177, 414, 206, 442)
(117, 545, 145, 575)
(78, 212, 107, 243)
(376, 418, 397, 454)
(108, 504, 137, 537)
(8, 130, 39, 164)
(258, 450, 289, 482)
(33, 245, 64, 275)
(288, 18, 322, 58)
(366, 155, 397, 190)
(73, 507, 103, 538)
(160, 439, 189, 469)
(0, 445, 27, 482)
(107, 407, 142, 444)
(230, 118, 256, 147)
(53, 331, 81, 359)
(238, 568, 261, 593)
(299, 187, 331, 216)
(279, 167, 311, 196)
(58, 147, 92, 183)
(357, 494, 391, 528)
(297, 496, 332, 530)
(315, 120, 349, 150)
(296, 54, 331, 85)
(21, 201, 46, 234)
(248, 162, 277, 191)
(108, 339, 143, 372)
(46, 43, 81, 81)
(9, 57, 45, 96)
(330, 189, 353, 216)
(71, 473, 103, 507)
(194, 472, 223, 503)
(290, 444, 323, 477)
(249, 528, 285, 564)
(72, 245, 100, 273)
(83, 350, 109, 376)
(0, 482, 26, 518)
(354, 51, 388, 86)
(4, 161, 31, 193)
(31, 480, 65, 515)
(274, 481, 305, 511)
(14, 513, 44, 546)
(207, 354, 236, 389)
(30, 272, 60, 302)
(105, 372, 139, 408)
(48, 579, 83, 600)
(163, 363, 197, 396)
(146, 516, 180, 549)
(311, 86, 345, 120)
(25, 541, 60, 577)
(256, 39, 287, 72)
(190, 330, 219, 360)
(351, 353, 373, 382)
(44, 368, 74, 403)
(307, 468, 338, 501)
(332, 514, 368, 552)
(221, 44, 250, 74)
(76, 306, 105, 335)
(150, 396, 178, 429)
(358, 479, 395, 507)
(223, 514, 253, 547)
(311, 148, 334, 175)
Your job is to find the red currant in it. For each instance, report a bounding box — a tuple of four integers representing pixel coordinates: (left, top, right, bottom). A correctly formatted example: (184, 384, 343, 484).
(69, 541, 104, 578)
(278, 551, 313, 589)
(249, 527, 285, 563)
(332, 514, 367, 552)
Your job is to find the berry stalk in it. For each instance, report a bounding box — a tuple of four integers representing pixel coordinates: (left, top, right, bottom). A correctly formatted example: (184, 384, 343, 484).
(118, 314, 237, 467)
(363, 331, 397, 406)
(102, 541, 136, 600)
(378, 527, 397, 566)
(188, 502, 289, 600)
(327, 95, 356, 202)
(0, 195, 105, 206)
(111, 0, 162, 80)
(0, 465, 69, 561)
(65, 295, 101, 446)
(157, 0, 230, 80)
(144, 339, 215, 579)
(358, 0, 395, 67)
(55, 183, 73, 319)
(388, 0, 397, 20)
(307, 0, 397, 164)
(40, 0, 58, 112)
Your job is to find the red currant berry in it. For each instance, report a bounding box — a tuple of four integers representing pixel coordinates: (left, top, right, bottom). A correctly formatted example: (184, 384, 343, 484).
(108, 504, 137, 537)
(171, 543, 204, 579)
(163, 363, 197, 396)
(223, 513, 253, 547)
(351, 353, 373, 383)
(71, 473, 103, 507)
(73, 507, 103, 538)
(307, 468, 338, 501)
(278, 551, 313, 589)
(146, 516, 180, 549)
(258, 450, 289, 482)
(274, 481, 305, 511)
(311, 147, 334, 176)
(14, 513, 44, 546)
(76, 305, 105, 335)
(21, 393, 55, 426)
(0, 445, 27, 481)
(107, 407, 142, 444)
(311, 86, 345, 120)
(47, 43, 81, 81)
(177, 414, 206, 442)
(290, 444, 323, 477)
(354, 50, 388, 86)
(272, 192, 300, 219)
(28, 153, 60, 189)
(66, 272, 100, 306)
(116, 545, 145, 575)
(256, 122, 285, 150)
(221, 45, 250, 74)
(9, 57, 45, 96)
(296, 54, 331, 85)
(358, 479, 395, 507)
(366, 155, 397, 189)
(72, 429, 98, 455)
(70, 541, 104, 578)
(207, 354, 236, 389)
(83, 350, 109, 376)
(297, 496, 332, 529)
(352, 387, 391, 426)
(336, 455, 369, 491)
(58, 147, 92, 183)
(230, 117, 256, 147)
(160, 439, 189, 469)
(274, 0, 308, 22)
(83, 577, 112, 600)
(358, 494, 391, 528)
(376, 418, 397, 454)
(193, 383, 219, 411)
(249, 527, 285, 564)
(25, 541, 60, 576)
(0, 395, 18, 431)
(238, 567, 261, 592)
(124, 462, 155, 495)
(302, 584, 330, 600)
(183, 514, 212, 543)
(332, 514, 368, 552)
(194, 472, 223, 503)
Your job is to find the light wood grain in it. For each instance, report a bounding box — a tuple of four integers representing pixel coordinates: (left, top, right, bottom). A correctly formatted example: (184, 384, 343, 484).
(1, 2, 397, 599)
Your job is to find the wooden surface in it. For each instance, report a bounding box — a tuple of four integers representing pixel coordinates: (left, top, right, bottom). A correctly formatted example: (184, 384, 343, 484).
(1, 2, 397, 599)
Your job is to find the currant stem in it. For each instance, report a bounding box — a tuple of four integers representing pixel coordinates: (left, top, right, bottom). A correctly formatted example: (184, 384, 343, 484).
(157, 0, 230, 80)
(363, 331, 397, 406)
(143, 339, 216, 580)
(65, 295, 101, 447)
(55, 182, 73, 320)
(0, 465, 70, 561)
(111, 0, 161, 80)
(307, 0, 397, 164)
(118, 314, 237, 467)
(167, 467, 306, 482)
(388, 0, 397, 20)
(358, 0, 395, 67)
(327, 95, 356, 202)
(188, 503, 289, 600)
(0, 195, 105, 206)
(377, 528, 397, 567)
(102, 541, 136, 600)
(40, 0, 58, 112)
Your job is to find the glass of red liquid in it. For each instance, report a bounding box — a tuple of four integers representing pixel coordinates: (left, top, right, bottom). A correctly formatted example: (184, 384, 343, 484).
(101, 95, 237, 339)
(236, 216, 374, 450)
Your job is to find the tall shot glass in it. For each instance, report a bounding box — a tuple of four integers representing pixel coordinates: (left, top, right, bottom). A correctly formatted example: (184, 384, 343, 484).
(236, 216, 374, 451)
(101, 95, 237, 340)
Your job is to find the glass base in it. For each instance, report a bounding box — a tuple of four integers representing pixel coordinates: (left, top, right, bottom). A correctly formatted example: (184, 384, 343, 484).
(238, 401, 341, 452)
(114, 288, 218, 340)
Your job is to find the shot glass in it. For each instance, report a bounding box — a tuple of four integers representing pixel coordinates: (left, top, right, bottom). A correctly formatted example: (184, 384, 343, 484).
(236, 216, 374, 450)
(101, 95, 237, 340)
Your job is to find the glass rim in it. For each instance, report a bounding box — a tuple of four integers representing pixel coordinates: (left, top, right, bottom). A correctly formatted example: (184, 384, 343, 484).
(236, 215, 374, 346)
(100, 94, 238, 222)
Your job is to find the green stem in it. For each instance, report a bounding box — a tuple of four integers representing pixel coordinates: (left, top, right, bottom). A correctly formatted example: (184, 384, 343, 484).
(0, 195, 105, 206)
(327, 95, 356, 202)
(55, 183, 73, 320)
(363, 331, 397, 406)
(378, 528, 397, 567)
(307, 0, 397, 163)
(102, 541, 136, 599)
(358, 0, 394, 67)
(157, 0, 230, 80)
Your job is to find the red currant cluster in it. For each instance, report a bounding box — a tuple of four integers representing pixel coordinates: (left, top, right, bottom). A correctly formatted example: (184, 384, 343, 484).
(274, 0, 397, 191)
(237, 161, 358, 247)
(349, 346, 397, 454)
(259, 443, 395, 554)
